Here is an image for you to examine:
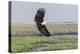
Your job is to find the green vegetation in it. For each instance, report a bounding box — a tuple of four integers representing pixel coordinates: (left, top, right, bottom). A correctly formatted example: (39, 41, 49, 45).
(10, 23, 78, 53)
(11, 36, 78, 52)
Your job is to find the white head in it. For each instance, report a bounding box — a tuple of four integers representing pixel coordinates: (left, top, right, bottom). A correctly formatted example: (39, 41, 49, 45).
(42, 21, 47, 25)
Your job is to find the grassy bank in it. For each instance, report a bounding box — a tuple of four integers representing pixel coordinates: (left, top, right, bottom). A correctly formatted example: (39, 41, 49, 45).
(11, 36, 78, 52)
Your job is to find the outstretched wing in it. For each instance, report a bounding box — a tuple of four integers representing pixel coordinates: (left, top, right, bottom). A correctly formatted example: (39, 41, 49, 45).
(35, 8, 45, 23)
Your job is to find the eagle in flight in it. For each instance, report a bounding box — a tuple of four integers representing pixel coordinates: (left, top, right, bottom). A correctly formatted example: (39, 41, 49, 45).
(35, 8, 51, 37)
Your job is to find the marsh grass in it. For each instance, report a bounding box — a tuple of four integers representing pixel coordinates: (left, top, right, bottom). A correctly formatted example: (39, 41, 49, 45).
(11, 36, 78, 52)
(11, 23, 78, 33)
(10, 23, 78, 52)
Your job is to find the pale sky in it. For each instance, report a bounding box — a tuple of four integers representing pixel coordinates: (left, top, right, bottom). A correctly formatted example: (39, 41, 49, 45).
(11, 1, 78, 23)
